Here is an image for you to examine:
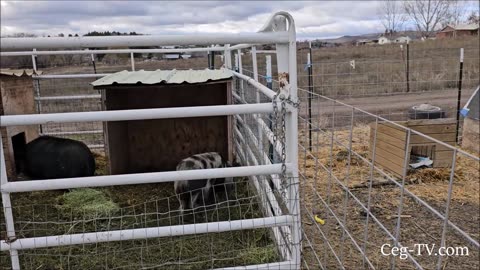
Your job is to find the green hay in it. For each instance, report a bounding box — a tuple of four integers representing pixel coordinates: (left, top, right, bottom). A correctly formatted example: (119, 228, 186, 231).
(56, 188, 119, 218)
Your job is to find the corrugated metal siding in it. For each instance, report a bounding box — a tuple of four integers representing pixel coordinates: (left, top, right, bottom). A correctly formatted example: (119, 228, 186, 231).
(91, 69, 233, 87)
(0, 69, 42, 76)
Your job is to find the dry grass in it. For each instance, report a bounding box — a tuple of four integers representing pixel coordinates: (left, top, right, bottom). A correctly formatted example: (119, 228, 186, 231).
(299, 124, 479, 269)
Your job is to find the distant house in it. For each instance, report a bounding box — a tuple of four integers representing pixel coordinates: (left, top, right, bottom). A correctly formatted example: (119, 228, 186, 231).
(394, 36, 411, 43)
(356, 38, 379, 46)
(378, 36, 391, 45)
(436, 24, 480, 39)
(162, 53, 180, 60)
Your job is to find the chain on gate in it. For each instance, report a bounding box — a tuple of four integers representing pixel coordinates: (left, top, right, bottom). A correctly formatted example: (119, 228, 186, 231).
(272, 94, 288, 201)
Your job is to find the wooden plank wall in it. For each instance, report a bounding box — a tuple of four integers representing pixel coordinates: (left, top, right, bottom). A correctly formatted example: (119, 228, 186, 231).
(370, 118, 457, 177)
(370, 122, 408, 177)
(1, 76, 39, 179)
(103, 81, 233, 174)
(462, 117, 480, 154)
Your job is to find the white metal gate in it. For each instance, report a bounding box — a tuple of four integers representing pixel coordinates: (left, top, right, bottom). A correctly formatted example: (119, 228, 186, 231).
(0, 12, 301, 270)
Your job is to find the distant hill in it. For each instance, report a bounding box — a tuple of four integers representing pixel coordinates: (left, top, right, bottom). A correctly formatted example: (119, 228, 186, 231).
(314, 31, 421, 45)
(317, 33, 380, 44)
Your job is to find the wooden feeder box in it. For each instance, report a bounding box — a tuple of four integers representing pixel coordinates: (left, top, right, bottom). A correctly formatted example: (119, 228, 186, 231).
(92, 69, 234, 175)
(0, 69, 40, 178)
(369, 118, 456, 177)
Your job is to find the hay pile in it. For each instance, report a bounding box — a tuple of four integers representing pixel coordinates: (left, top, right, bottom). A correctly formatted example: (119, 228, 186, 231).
(56, 188, 119, 218)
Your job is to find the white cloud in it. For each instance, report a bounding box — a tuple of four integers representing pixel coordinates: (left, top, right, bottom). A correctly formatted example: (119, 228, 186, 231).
(0, 1, 410, 39)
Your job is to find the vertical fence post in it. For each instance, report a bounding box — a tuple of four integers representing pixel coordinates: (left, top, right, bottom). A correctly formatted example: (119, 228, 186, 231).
(224, 44, 232, 69)
(406, 42, 410, 93)
(208, 48, 211, 69)
(208, 46, 215, 70)
(252, 46, 264, 161)
(455, 48, 464, 144)
(91, 54, 97, 74)
(31, 48, 37, 71)
(130, 52, 135, 71)
(266, 55, 273, 89)
(275, 15, 301, 267)
(0, 136, 21, 269)
(307, 41, 313, 152)
(32, 49, 43, 134)
(237, 49, 244, 98)
(266, 55, 274, 162)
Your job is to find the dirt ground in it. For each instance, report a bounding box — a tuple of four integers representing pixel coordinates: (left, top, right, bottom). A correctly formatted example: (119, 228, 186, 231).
(298, 125, 479, 270)
(299, 88, 476, 125)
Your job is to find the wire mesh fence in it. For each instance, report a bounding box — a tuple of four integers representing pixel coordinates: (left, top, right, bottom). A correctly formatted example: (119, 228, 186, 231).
(297, 86, 479, 270)
(0, 178, 286, 269)
(32, 77, 104, 148)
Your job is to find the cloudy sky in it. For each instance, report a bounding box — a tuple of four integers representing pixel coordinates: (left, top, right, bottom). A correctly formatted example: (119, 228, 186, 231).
(0, 1, 478, 40)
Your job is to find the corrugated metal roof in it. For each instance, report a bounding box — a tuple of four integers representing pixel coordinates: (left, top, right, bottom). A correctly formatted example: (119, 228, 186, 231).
(0, 69, 42, 77)
(91, 69, 233, 87)
(455, 23, 479, 30)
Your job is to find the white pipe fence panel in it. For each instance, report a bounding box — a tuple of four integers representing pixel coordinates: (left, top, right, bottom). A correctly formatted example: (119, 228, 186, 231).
(0, 12, 301, 270)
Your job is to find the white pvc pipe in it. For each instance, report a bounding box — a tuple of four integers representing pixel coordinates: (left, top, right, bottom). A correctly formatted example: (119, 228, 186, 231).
(0, 137, 20, 269)
(229, 44, 254, 51)
(1, 164, 286, 193)
(0, 215, 292, 251)
(35, 94, 101, 101)
(256, 50, 277, 54)
(2, 47, 226, 57)
(232, 71, 276, 99)
(0, 32, 289, 49)
(0, 103, 273, 127)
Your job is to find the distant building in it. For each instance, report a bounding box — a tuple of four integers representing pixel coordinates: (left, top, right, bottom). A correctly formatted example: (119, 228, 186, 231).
(356, 38, 379, 46)
(436, 24, 480, 39)
(377, 34, 412, 45)
(378, 36, 391, 45)
(162, 53, 180, 60)
(394, 36, 411, 43)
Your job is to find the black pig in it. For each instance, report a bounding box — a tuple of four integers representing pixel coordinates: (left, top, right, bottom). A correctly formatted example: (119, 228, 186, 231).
(23, 136, 95, 179)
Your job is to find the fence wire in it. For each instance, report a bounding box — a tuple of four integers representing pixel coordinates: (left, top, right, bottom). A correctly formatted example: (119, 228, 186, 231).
(298, 86, 479, 270)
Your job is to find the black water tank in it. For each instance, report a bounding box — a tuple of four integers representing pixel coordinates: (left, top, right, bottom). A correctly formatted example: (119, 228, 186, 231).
(408, 104, 446, 120)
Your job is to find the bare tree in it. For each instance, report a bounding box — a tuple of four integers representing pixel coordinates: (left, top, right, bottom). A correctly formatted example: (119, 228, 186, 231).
(445, 0, 468, 26)
(404, 0, 452, 37)
(467, 10, 480, 24)
(378, 0, 406, 35)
